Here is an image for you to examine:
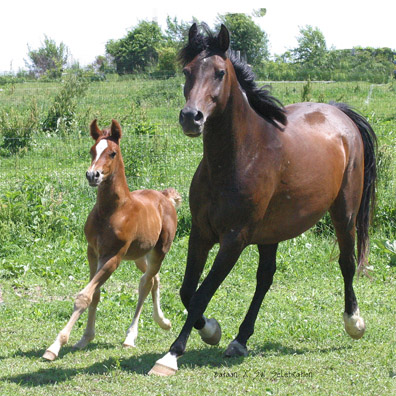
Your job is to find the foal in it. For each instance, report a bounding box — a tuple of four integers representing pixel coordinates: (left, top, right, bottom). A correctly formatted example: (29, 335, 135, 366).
(43, 119, 181, 360)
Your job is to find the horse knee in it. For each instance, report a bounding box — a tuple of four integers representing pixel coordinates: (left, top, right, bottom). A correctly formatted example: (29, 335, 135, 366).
(179, 283, 194, 308)
(75, 293, 91, 311)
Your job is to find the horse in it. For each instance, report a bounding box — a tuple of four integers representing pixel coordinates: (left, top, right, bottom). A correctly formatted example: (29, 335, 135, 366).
(149, 24, 377, 376)
(43, 119, 181, 361)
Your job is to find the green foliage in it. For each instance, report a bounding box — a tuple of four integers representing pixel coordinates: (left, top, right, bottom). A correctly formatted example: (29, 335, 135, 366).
(301, 79, 313, 101)
(106, 21, 164, 74)
(216, 13, 269, 65)
(291, 25, 327, 68)
(42, 72, 89, 133)
(156, 46, 178, 77)
(0, 98, 39, 155)
(374, 239, 396, 266)
(26, 35, 69, 78)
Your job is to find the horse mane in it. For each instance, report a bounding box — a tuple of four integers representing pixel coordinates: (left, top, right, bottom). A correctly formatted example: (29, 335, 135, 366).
(179, 24, 287, 129)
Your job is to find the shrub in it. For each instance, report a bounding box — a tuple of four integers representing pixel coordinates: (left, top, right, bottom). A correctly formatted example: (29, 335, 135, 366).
(42, 72, 89, 133)
(0, 99, 39, 155)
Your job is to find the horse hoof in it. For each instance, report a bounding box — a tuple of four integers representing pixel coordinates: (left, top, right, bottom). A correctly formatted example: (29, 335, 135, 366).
(148, 352, 178, 376)
(148, 362, 177, 376)
(42, 350, 57, 361)
(224, 340, 248, 358)
(343, 310, 365, 340)
(122, 341, 136, 348)
(158, 319, 172, 331)
(199, 318, 222, 345)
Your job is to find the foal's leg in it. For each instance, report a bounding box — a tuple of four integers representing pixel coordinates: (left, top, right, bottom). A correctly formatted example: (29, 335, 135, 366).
(151, 273, 171, 330)
(330, 199, 365, 339)
(73, 247, 100, 350)
(149, 234, 244, 376)
(225, 243, 278, 357)
(43, 253, 121, 360)
(123, 250, 170, 347)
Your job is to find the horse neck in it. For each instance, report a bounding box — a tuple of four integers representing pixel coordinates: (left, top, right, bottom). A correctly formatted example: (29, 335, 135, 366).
(202, 84, 255, 182)
(96, 161, 130, 214)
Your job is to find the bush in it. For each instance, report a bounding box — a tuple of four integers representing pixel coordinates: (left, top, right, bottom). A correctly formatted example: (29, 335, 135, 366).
(42, 72, 89, 133)
(0, 99, 39, 155)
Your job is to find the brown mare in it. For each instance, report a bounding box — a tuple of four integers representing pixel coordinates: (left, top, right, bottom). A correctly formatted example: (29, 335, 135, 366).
(43, 119, 181, 361)
(149, 24, 377, 375)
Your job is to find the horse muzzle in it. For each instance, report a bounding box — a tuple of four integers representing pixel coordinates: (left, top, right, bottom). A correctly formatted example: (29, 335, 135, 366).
(86, 170, 103, 187)
(179, 106, 205, 137)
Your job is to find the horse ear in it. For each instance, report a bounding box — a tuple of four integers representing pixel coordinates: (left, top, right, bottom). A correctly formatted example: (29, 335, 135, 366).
(90, 119, 101, 140)
(218, 24, 230, 52)
(188, 23, 198, 43)
(110, 119, 122, 143)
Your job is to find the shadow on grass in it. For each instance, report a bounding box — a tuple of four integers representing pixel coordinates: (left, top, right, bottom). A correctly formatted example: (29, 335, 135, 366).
(0, 341, 352, 387)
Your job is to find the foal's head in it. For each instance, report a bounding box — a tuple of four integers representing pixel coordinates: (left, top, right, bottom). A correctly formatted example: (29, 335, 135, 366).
(86, 119, 123, 187)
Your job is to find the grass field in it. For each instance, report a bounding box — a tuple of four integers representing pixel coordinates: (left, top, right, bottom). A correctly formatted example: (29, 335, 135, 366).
(0, 77, 395, 395)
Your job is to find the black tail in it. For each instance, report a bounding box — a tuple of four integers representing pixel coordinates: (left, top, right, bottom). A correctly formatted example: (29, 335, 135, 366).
(330, 102, 377, 272)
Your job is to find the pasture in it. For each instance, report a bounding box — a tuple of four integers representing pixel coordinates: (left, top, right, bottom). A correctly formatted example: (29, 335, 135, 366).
(0, 77, 395, 395)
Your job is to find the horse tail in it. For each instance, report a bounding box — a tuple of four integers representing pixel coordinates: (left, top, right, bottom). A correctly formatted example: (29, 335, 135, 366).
(161, 188, 182, 210)
(330, 102, 377, 272)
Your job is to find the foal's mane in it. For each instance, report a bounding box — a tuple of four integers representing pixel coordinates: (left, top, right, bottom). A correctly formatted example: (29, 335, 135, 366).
(179, 24, 287, 128)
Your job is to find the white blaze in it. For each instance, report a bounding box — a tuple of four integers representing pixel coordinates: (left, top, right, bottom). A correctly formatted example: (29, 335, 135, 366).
(90, 139, 108, 169)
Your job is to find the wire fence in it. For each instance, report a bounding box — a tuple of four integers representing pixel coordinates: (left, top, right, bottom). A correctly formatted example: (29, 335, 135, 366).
(0, 79, 394, 196)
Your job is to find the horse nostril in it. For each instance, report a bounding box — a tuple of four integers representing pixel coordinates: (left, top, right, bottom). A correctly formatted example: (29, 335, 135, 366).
(194, 111, 204, 123)
(95, 171, 100, 178)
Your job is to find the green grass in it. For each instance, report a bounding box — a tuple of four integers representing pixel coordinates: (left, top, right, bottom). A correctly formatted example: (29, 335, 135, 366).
(0, 78, 395, 395)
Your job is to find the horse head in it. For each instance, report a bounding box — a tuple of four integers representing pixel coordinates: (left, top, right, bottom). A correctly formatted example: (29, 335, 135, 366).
(86, 119, 122, 187)
(179, 24, 235, 137)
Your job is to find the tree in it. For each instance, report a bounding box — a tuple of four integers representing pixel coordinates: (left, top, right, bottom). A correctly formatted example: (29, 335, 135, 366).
(291, 25, 327, 67)
(216, 13, 269, 65)
(106, 21, 164, 74)
(165, 16, 194, 48)
(25, 36, 69, 78)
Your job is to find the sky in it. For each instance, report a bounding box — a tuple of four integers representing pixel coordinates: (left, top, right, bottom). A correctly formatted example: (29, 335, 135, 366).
(1, 0, 395, 73)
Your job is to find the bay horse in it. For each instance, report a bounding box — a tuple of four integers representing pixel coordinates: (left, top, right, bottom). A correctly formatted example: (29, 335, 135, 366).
(43, 119, 181, 361)
(149, 24, 377, 375)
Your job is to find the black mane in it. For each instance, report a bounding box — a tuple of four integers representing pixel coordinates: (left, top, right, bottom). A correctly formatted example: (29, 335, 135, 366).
(179, 24, 287, 128)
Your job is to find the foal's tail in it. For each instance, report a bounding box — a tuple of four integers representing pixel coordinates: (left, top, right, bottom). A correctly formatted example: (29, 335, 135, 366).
(331, 102, 377, 272)
(161, 188, 182, 210)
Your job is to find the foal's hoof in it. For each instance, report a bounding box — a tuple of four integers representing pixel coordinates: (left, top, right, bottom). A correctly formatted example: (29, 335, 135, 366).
(199, 318, 222, 345)
(158, 318, 172, 331)
(343, 310, 365, 340)
(148, 352, 178, 376)
(42, 350, 57, 361)
(224, 340, 248, 358)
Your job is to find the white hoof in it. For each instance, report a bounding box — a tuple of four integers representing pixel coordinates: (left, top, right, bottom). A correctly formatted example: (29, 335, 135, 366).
(343, 309, 365, 340)
(42, 349, 58, 361)
(148, 352, 178, 376)
(224, 340, 248, 357)
(157, 318, 172, 331)
(199, 318, 222, 345)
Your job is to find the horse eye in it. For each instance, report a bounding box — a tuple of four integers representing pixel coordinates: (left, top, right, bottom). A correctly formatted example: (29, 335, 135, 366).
(109, 151, 116, 159)
(215, 70, 226, 80)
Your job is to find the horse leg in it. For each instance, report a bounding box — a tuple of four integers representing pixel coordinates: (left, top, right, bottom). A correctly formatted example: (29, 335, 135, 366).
(73, 247, 100, 350)
(330, 198, 365, 340)
(225, 243, 278, 357)
(179, 225, 217, 342)
(149, 234, 244, 376)
(151, 273, 171, 330)
(123, 250, 169, 347)
(42, 254, 121, 361)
